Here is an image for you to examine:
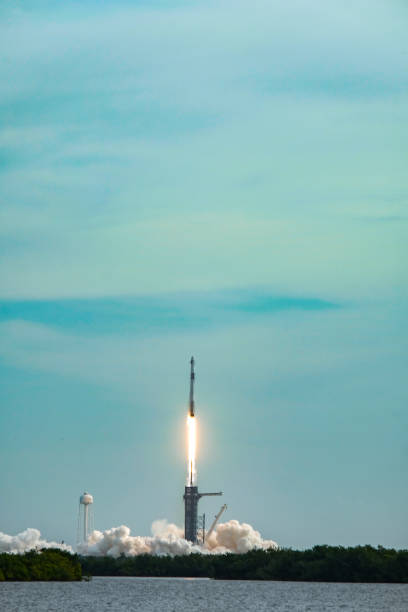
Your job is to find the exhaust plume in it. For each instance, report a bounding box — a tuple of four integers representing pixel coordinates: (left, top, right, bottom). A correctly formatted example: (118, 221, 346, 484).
(0, 521, 277, 556)
(78, 519, 278, 557)
(187, 415, 197, 486)
(0, 528, 73, 554)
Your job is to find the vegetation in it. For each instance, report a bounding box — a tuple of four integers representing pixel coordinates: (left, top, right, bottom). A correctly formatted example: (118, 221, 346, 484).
(81, 546, 408, 583)
(2, 545, 406, 582)
(0, 549, 82, 581)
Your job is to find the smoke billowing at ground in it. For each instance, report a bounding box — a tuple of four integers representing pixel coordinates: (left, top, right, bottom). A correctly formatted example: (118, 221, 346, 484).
(0, 528, 73, 554)
(0, 521, 277, 557)
(77, 519, 278, 557)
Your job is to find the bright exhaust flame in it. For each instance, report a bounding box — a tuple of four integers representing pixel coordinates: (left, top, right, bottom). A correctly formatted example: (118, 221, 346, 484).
(187, 415, 196, 486)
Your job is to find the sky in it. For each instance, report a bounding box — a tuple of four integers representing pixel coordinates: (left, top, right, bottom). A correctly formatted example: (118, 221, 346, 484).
(0, 0, 407, 549)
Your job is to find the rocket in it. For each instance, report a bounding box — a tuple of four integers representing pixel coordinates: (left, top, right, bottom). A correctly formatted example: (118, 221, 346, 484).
(189, 356, 195, 417)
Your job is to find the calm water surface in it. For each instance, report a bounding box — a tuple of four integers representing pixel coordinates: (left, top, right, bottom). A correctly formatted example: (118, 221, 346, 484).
(1, 577, 407, 611)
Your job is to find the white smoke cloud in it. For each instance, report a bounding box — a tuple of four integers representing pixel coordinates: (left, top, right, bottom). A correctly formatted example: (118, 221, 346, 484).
(0, 521, 278, 557)
(78, 519, 278, 557)
(205, 520, 278, 554)
(0, 528, 73, 554)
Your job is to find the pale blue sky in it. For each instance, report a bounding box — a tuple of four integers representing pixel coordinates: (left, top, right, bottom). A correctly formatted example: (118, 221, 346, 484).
(0, 0, 407, 548)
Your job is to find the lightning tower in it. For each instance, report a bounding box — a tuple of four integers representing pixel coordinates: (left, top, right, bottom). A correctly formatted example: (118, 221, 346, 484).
(183, 357, 222, 543)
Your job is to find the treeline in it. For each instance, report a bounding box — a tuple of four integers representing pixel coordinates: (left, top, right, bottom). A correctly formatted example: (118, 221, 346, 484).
(81, 546, 408, 583)
(0, 549, 82, 581)
(2, 546, 406, 582)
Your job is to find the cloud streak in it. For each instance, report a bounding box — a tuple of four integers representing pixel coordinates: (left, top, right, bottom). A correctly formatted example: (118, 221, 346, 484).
(0, 289, 337, 333)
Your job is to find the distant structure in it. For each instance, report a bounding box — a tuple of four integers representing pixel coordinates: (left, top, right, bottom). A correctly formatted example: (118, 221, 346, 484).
(77, 492, 94, 544)
(184, 357, 222, 544)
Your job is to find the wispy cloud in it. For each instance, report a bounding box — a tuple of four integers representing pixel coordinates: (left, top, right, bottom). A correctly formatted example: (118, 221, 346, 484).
(1, 1, 406, 300)
(0, 289, 338, 334)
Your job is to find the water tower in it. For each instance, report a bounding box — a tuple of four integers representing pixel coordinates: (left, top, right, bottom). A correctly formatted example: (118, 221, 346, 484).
(77, 492, 94, 544)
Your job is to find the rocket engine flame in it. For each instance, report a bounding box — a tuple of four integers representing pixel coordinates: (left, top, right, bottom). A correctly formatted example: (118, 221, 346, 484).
(187, 414, 196, 486)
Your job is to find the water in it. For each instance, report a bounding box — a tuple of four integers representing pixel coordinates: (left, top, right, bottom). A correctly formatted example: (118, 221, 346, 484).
(1, 577, 407, 611)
